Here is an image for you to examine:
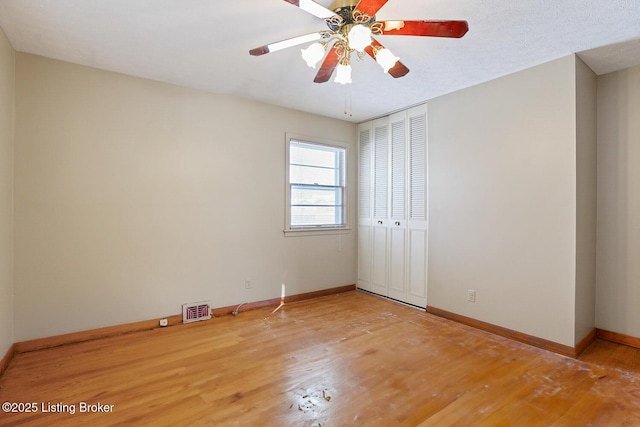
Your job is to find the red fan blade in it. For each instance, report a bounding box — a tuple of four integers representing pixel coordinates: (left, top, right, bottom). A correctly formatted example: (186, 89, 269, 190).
(249, 32, 324, 56)
(354, 0, 389, 17)
(387, 58, 410, 78)
(283, 0, 337, 19)
(314, 45, 340, 83)
(377, 20, 469, 38)
(364, 39, 409, 78)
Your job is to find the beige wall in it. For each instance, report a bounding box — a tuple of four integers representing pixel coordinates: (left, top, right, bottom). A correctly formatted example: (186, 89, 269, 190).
(427, 56, 579, 346)
(14, 53, 357, 341)
(574, 56, 597, 345)
(0, 27, 14, 356)
(9, 47, 634, 346)
(596, 65, 640, 338)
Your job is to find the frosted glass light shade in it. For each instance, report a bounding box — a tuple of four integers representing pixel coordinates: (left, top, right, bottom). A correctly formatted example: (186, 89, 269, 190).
(376, 48, 400, 73)
(347, 24, 371, 52)
(301, 43, 325, 68)
(334, 63, 352, 84)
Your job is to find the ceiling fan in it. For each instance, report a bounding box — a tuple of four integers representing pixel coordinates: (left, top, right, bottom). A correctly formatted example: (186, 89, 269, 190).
(249, 0, 469, 84)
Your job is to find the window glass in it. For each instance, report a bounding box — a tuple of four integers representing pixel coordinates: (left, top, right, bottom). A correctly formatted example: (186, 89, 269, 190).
(287, 139, 346, 229)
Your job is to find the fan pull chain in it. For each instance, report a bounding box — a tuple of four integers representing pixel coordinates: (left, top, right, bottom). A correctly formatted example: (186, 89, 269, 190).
(343, 86, 353, 117)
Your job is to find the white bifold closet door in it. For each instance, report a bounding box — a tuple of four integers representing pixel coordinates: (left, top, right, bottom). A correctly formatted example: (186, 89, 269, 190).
(357, 104, 428, 308)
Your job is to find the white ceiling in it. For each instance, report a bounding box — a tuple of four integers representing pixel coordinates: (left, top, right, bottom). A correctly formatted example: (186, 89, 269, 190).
(1, 0, 639, 123)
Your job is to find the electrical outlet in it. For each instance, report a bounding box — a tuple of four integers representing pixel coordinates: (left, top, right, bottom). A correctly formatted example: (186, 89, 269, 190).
(159, 318, 168, 327)
(467, 289, 476, 303)
(245, 279, 252, 289)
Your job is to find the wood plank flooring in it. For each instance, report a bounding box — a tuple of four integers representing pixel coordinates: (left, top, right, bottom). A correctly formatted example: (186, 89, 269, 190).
(1, 290, 639, 426)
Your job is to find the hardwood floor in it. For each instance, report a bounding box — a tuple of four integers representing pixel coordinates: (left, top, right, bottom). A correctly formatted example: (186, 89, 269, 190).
(1, 290, 639, 426)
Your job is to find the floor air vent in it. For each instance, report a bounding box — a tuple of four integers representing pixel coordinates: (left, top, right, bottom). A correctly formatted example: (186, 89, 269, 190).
(182, 301, 212, 323)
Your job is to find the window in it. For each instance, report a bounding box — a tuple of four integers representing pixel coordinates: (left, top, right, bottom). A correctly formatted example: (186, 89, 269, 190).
(285, 135, 348, 234)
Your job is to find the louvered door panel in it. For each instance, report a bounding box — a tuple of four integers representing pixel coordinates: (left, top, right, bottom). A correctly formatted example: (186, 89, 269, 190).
(409, 112, 427, 221)
(388, 112, 407, 301)
(357, 123, 373, 290)
(371, 120, 389, 296)
(373, 123, 389, 220)
(359, 128, 371, 218)
(391, 118, 406, 220)
(405, 104, 428, 307)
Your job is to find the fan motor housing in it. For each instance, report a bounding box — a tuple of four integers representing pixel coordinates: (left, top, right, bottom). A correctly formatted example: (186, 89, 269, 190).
(329, 0, 358, 11)
(327, 0, 375, 32)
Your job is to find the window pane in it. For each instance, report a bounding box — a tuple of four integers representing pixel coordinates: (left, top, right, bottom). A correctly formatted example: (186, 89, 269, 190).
(288, 138, 346, 229)
(291, 185, 344, 226)
(291, 206, 343, 226)
(290, 164, 336, 186)
(290, 143, 337, 168)
(291, 186, 342, 206)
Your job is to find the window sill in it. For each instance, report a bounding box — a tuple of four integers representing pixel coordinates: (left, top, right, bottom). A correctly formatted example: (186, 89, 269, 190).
(283, 227, 352, 237)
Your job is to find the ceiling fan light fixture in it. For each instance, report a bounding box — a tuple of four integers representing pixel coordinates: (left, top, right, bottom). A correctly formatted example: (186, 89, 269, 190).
(334, 58, 352, 85)
(301, 42, 325, 68)
(375, 48, 400, 73)
(250, 0, 469, 85)
(347, 24, 372, 52)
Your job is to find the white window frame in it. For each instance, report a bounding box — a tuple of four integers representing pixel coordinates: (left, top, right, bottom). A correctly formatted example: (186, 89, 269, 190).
(284, 133, 351, 237)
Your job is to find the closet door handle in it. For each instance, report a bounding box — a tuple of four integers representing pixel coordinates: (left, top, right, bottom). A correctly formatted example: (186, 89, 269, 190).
(378, 220, 383, 225)
(395, 221, 401, 226)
